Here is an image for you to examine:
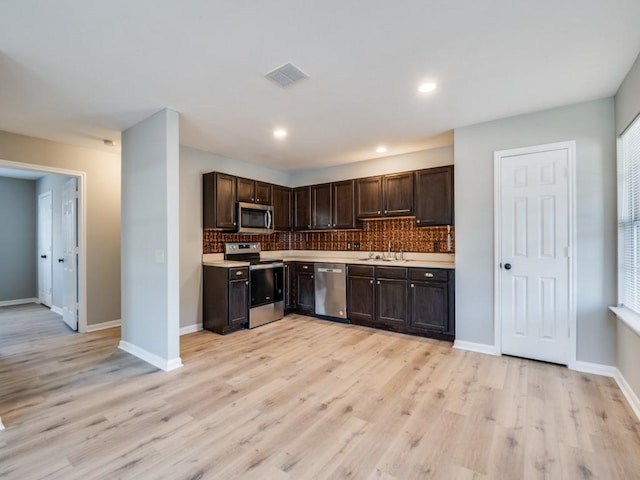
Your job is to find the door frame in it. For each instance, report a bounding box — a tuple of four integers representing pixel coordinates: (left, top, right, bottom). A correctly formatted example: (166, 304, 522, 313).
(0, 159, 88, 333)
(493, 140, 577, 368)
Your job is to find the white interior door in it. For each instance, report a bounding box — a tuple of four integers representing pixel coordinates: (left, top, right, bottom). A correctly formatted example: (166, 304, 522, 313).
(38, 191, 52, 307)
(497, 143, 573, 365)
(62, 178, 78, 331)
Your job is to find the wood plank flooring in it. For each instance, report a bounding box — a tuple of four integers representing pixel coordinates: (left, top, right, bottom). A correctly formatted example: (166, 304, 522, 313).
(1, 303, 640, 479)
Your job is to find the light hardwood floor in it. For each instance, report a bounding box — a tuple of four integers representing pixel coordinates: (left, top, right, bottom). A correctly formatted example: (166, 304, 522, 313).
(1, 304, 639, 479)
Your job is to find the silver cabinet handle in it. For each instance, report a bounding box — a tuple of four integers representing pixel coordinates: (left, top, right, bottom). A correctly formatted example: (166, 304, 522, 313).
(370, 280, 373, 284)
(385, 210, 388, 214)
(333, 224, 336, 227)
(377, 210, 381, 214)
(245, 281, 248, 285)
(417, 220, 421, 224)
(303, 265, 308, 269)
(411, 284, 414, 288)
(233, 222, 236, 226)
(424, 273, 434, 278)
(236, 271, 243, 275)
(377, 281, 380, 285)
(311, 275, 314, 279)
(328, 224, 331, 227)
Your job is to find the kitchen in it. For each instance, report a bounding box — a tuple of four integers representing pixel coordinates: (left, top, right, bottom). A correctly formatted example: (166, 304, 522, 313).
(200, 166, 456, 341)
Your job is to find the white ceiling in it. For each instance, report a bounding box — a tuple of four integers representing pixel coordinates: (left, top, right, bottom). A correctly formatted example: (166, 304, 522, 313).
(1, 1, 639, 171)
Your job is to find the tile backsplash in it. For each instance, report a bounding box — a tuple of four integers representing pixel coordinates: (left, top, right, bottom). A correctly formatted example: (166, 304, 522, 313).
(203, 217, 454, 254)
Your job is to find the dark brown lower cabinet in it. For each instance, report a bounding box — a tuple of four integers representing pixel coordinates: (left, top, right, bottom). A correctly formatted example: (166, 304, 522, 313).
(203, 266, 248, 334)
(347, 267, 375, 323)
(295, 263, 315, 314)
(347, 265, 454, 340)
(284, 262, 296, 311)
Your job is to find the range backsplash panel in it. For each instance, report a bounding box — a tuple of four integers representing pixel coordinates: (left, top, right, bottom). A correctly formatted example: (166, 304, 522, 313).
(203, 218, 454, 254)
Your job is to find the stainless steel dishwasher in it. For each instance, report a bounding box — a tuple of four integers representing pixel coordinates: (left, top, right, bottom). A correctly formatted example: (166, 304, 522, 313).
(314, 263, 347, 319)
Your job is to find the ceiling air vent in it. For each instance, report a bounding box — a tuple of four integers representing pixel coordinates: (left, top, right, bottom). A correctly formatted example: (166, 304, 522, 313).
(265, 63, 308, 87)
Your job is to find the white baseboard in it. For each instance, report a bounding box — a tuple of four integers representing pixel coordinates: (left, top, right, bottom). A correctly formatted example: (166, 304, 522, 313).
(614, 368, 640, 421)
(86, 319, 121, 332)
(453, 340, 500, 356)
(571, 360, 616, 377)
(50, 305, 64, 316)
(118, 340, 183, 372)
(0, 297, 38, 307)
(180, 324, 202, 336)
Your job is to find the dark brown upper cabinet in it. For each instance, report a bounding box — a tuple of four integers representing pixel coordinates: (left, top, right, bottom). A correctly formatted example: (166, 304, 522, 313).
(203, 172, 236, 230)
(236, 178, 272, 205)
(356, 172, 413, 218)
(272, 185, 292, 231)
(332, 180, 357, 229)
(293, 186, 311, 231)
(414, 166, 454, 226)
(311, 183, 332, 230)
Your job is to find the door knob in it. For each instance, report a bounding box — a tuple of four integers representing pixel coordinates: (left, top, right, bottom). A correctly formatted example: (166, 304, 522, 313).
(58, 258, 64, 263)
(40, 255, 47, 259)
(504, 263, 512, 270)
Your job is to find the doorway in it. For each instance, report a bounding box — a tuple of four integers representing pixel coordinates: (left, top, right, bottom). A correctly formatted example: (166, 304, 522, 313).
(37, 191, 52, 307)
(494, 141, 576, 366)
(0, 159, 87, 332)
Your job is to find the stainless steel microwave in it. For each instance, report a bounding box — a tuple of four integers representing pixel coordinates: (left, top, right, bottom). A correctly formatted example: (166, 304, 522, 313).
(237, 202, 274, 234)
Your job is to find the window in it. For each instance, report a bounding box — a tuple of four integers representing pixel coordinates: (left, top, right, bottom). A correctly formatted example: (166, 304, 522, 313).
(618, 115, 640, 315)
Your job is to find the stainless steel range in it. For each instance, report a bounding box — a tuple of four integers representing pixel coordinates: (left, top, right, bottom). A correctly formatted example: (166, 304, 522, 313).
(224, 242, 284, 328)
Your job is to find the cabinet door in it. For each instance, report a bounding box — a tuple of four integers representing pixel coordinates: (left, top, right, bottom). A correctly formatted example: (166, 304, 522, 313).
(255, 181, 271, 205)
(236, 177, 255, 203)
(383, 172, 414, 216)
(356, 176, 383, 218)
(294, 186, 311, 231)
(284, 263, 296, 310)
(347, 275, 375, 323)
(228, 279, 248, 328)
(272, 185, 292, 231)
(376, 278, 407, 326)
(296, 271, 315, 314)
(311, 183, 332, 230)
(332, 180, 356, 229)
(415, 166, 453, 226)
(409, 281, 447, 332)
(203, 173, 236, 230)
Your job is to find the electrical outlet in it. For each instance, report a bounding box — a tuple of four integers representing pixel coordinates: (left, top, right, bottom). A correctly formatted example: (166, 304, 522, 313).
(434, 242, 441, 252)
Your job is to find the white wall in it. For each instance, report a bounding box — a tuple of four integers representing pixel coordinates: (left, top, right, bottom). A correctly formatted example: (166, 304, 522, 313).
(179, 146, 289, 329)
(455, 98, 617, 365)
(0, 177, 36, 301)
(36, 174, 74, 309)
(0, 131, 120, 326)
(121, 109, 181, 370)
(289, 146, 453, 187)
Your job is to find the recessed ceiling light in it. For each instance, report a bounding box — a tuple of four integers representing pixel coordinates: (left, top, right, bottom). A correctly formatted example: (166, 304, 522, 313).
(273, 128, 287, 138)
(376, 146, 387, 153)
(418, 82, 437, 93)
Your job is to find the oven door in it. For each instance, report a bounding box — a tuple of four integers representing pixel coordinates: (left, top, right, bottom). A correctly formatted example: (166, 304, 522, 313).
(250, 264, 284, 308)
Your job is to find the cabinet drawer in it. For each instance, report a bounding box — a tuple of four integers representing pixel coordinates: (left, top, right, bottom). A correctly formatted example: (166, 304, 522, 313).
(376, 266, 407, 280)
(348, 264, 375, 277)
(228, 267, 248, 280)
(296, 262, 314, 272)
(410, 268, 449, 282)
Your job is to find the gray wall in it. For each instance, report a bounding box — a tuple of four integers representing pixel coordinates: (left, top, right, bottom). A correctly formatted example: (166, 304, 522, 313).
(0, 177, 36, 301)
(0, 131, 121, 327)
(179, 146, 290, 329)
(454, 98, 617, 365)
(615, 52, 640, 135)
(614, 52, 640, 403)
(36, 174, 74, 309)
(122, 109, 180, 367)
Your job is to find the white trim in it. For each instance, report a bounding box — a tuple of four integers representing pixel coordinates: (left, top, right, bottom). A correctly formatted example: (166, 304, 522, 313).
(0, 159, 88, 334)
(614, 368, 640, 421)
(118, 340, 183, 372)
(610, 305, 640, 336)
(0, 298, 38, 307)
(86, 319, 121, 332)
(180, 324, 202, 336)
(50, 305, 64, 316)
(453, 340, 500, 356)
(572, 361, 616, 377)
(493, 141, 577, 367)
(0, 417, 4, 430)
